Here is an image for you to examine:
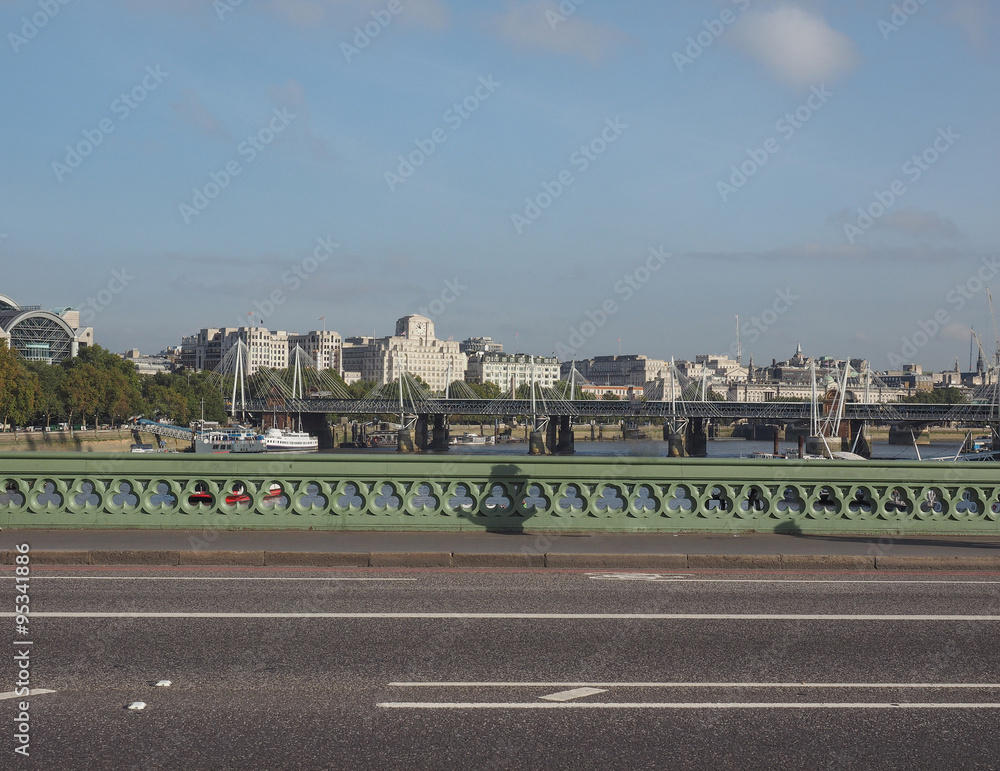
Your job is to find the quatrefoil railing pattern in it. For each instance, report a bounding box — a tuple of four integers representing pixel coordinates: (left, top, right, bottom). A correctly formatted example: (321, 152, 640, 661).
(3, 453, 1000, 534)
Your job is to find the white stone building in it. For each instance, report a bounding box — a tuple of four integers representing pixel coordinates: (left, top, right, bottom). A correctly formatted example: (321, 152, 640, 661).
(466, 352, 560, 392)
(341, 315, 467, 392)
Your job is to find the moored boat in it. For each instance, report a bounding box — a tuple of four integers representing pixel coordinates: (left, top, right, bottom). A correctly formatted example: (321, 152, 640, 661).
(193, 428, 266, 454)
(262, 427, 319, 453)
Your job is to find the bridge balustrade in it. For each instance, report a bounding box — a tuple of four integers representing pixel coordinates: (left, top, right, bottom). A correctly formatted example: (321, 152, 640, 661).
(2, 452, 1000, 535)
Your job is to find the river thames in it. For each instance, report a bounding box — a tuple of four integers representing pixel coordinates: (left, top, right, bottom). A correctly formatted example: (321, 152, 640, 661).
(323, 439, 967, 462)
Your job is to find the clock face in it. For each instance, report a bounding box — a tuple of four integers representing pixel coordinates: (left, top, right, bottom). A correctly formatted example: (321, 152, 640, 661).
(413, 322, 426, 335)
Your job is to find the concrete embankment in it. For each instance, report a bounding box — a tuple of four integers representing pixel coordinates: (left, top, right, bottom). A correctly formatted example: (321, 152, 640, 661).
(0, 430, 190, 453)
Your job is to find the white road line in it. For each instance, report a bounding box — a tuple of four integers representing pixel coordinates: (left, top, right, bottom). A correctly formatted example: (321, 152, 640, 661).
(378, 702, 1000, 710)
(0, 577, 416, 582)
(539, 687, 607, 702)
(3, 612, 1000, 620)
(389, 682, 1000, 689)
(0, 689, 55, 701)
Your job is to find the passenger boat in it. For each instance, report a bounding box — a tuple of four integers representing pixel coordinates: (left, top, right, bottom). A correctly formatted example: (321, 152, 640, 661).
(262, 427, 319, 453)
(193, 428, 266, 454)
(450, 432, 495, 446)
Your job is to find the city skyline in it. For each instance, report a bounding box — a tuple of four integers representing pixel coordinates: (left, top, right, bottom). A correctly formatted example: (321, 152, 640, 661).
(3, 1, 998, 371)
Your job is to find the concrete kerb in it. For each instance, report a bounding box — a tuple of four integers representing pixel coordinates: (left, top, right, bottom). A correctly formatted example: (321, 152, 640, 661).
(265, 551, 370, 567)
(2, 549, 1000, 569)
(876, 555, 1000, 571)
(90, 550, 181, 566)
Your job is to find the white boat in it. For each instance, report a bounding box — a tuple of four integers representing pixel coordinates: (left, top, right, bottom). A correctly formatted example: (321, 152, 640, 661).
(194, 429, 266, 454)
(450, 432, 495, 446)
(262, 427, 319, 453)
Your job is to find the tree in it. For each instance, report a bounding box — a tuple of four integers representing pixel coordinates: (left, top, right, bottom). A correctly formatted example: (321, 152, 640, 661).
(60, 363, 102, 430)
(26, 362, 67, 428)
(461, 381, 502, 400)
(0, 341, 39, 430)
(103, 368, 143, 426)
(900, 387, 966, 404)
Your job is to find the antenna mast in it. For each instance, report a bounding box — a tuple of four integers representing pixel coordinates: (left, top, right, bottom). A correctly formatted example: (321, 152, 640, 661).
(735, 315, 741, 365)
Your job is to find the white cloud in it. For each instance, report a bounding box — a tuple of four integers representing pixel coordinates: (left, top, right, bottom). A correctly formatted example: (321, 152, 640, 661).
(732, 5, 859, 89)
(268, 79, 332, 160)
(171, 90, 233, 142)
(946, 0, 994, 51)
(681, 242, 967, 262)
(489, 1, 627, 62)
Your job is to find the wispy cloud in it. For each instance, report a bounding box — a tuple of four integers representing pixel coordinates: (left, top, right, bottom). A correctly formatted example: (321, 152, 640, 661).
(489, 0, 628, 62)
(680, 242, 967, 262)
(732, 5, 859, 89)
(826, 207, 962, 239)
(171, 89, 233, 142)
(267, 79, 331, 160)
(879, 208, 962, 239)
(946, 0, 994, 51)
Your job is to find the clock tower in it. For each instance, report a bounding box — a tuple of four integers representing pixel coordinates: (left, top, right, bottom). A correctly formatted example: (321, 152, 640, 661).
(396, 314, 434, 341)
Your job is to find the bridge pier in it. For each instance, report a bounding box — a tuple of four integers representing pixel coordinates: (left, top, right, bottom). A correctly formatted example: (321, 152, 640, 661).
(685, 417, 708, 458)
(414, 416, 429, 450)
(805, 435, 832, 458)
(300, 413, 334, 450)
(429, 414, 450, 450)
(545, 419, 558, 454)
(556, 415, 575, 454)
(664, 421, 687, 457)
(888, 425, 929, 445)
(849, 420, 872, 459)
(397, 428, 415, 453)
(528, 431, 547, 455)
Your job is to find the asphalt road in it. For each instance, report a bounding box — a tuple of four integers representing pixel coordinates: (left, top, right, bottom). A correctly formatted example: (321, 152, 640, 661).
(5, 567, 1000, 770)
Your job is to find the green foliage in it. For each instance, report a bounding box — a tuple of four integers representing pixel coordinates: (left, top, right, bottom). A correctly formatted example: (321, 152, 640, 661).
(0, 340, 40, 428)
(461, 381, 502, 399)
(900, 387, 966, 404)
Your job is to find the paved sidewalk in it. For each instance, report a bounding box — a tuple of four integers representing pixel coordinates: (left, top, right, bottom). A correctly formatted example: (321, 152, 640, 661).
(2, 530, 1000, 569)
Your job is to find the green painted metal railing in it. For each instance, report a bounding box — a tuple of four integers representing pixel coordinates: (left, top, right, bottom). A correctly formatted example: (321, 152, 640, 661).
(1, 452, 999, 534)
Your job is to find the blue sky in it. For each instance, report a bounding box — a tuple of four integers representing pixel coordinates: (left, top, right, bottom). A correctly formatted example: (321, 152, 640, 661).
(2, 0, 998, 371)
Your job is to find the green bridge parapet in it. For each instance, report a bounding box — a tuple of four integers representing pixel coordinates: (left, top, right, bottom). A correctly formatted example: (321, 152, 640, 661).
(1, 452, 999, 535)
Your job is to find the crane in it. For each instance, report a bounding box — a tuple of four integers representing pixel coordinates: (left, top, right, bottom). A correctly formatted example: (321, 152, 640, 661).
(990, 289, 1000, 367)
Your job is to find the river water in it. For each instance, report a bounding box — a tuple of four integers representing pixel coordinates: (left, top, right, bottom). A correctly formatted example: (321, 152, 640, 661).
(323, 438, 968, 461)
